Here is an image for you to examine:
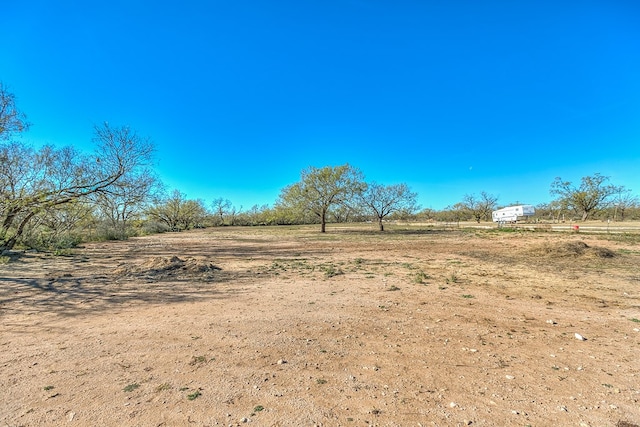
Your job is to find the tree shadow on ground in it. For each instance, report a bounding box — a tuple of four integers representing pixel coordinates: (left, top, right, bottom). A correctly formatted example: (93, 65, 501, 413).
(0, 236, 334, 319)
(0, 270, 245, 319)
(327, 227, 464, 236)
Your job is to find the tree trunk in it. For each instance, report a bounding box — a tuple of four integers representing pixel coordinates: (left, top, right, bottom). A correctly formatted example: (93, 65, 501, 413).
(321, 210, 326, 233)
(0, 210, 36, 253)
(378, 218, 384, 231)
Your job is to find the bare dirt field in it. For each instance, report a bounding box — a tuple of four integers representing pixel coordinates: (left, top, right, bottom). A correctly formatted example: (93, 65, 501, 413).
(1, 224, 640, 427)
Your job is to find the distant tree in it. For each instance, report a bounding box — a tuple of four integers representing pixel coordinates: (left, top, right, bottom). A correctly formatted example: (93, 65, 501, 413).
(146, 190, 207, 231)
(550, 174, 622, 221)
(611, 188, 638, 222)
(435, 204, 467, 225)
(1, 121, 154, 253)
(227, 204, 241, 226)
(178, 199, 208, 230)
(277, 164, 365, 232)
(239, 204, 267, 226)
(416, 208, 436, 222)
(460, 191, 499, 223)
(211, 198, 232, 226)
(359, 182, 418, 231)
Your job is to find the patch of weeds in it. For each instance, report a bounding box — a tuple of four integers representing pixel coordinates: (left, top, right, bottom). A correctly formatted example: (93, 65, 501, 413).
(439, 286, 447, 290)
(316, 378, 327, 385)
(387, 285, 400, 291)
(446, 273, 459, 283)
(322, 264, 343, 278)
(53, 249, 74, 257)
(462, 294, 474, 299)
(191, 336, 201, 340)
(0, 256, 10, 264)
(347, 418, 354, 422)
(187, 390, 201, 400)
(189, 355, 208, 365)
(603, 383, 614, 388)
(253, 405, 264, 413)
(414, 270, 430, 284)
(630, 318, 640, 323)
(354, 258, 365, 265)
(123, 383, 140, 392)
(155, 383, 171, 392)
(179, 387, 189, 391)
(43, 385, 54, 391)
(371, 408, 382, 415)
(308, 301, 315, 305)
(319, 349, 327, 353)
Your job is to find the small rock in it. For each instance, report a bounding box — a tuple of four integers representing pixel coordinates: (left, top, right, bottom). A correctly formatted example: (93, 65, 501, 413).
(505, 375, 515, 380)
(511, 410, 519, 415)
(559, 405, 568, 412)
(546, 320, 557, 325)
(449, 402, 457, 408)
(574, 333, 586, 341)
(277, 359, 287, 365)
(241, 417, 249, 423)
(67, 412, 75, 422)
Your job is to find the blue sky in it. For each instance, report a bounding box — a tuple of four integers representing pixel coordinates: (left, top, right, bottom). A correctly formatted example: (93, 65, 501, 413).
(2, 1, 639, 210)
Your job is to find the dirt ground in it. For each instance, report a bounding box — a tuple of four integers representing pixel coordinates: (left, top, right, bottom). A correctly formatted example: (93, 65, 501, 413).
(1, 224, 639, 427)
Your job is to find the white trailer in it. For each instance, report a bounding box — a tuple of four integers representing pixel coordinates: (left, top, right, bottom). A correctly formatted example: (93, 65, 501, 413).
(492, 205, 535, 223)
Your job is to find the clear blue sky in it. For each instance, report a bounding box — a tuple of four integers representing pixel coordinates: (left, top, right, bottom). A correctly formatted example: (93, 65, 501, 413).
(2, 1, 639, 210)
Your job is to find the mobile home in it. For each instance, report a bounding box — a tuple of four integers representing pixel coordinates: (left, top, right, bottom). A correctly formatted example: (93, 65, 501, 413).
(492, 205, 535, 223)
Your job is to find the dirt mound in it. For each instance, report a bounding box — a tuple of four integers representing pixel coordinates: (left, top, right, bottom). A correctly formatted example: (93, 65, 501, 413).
(113, 256, 221, 278)
(532, 240, 616, 258)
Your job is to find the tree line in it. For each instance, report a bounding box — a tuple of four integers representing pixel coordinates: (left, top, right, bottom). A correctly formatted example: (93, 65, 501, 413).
(2, 83, 639, 254)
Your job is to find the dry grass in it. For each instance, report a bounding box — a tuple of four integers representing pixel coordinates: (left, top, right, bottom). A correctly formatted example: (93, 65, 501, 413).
(531, 240, 617, 258)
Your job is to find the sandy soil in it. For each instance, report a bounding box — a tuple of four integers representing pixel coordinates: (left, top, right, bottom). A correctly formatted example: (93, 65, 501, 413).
(1, 225, 639, 427)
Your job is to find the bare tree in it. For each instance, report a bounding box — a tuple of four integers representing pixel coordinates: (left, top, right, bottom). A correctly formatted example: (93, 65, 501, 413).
(360, 182, 418, 231)
(0, 83, 29, 138)
(460, 191, 499, 223)
(1, 121, 154, 253)
(551, 174, 622, 221)
(611, 188, 638, 222)
(93, 169, 161, 239)
(211, 198, 232, 226)
(278, 164, 365, 232)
